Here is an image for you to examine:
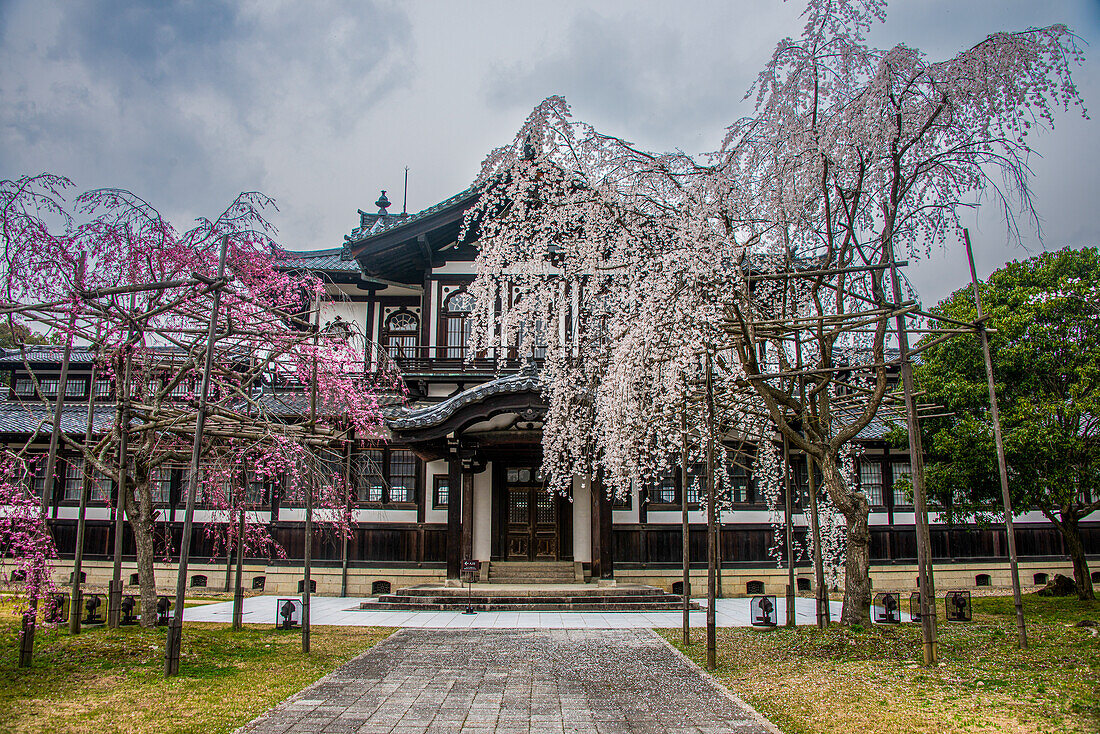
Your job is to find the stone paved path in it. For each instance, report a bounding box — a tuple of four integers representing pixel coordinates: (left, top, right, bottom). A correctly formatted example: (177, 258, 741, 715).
(238, 629, 777, 734)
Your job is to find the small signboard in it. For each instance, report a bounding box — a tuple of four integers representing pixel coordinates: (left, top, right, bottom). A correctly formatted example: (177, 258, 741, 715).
(750, 595, 778, 627)
(156, 595, 173, 626)
(43, 593, 69, 624)
(82, 593, 106, 625)
(460, 559, 481, 583)
(909, 591, 922, 623)
(276, 598, 303, 630)
(120, 594, 139, 625)
(945, 590, 972, 622)
(872, 592, 901, 624)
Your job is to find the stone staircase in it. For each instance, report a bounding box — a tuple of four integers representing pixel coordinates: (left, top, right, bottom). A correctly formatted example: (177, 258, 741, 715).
(359, 583, 698, 612)
(487, 561, 578, 584)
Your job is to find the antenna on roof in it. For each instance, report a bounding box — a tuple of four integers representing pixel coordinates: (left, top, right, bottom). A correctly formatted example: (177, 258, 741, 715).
(402, 167, 409, 216)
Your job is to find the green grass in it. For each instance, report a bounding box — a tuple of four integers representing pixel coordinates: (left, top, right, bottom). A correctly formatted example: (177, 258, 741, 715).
(661, 594, 1100, 734)
(0, 613, 393, 734)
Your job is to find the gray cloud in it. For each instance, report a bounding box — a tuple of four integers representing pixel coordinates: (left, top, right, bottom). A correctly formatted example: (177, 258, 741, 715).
(0, 0, 1095, 307)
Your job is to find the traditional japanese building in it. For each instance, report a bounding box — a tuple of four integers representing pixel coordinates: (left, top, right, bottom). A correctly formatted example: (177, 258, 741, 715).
(6, 187, 1099, 598)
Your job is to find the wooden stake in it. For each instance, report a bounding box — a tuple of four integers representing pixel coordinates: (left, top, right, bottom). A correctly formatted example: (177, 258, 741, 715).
(705, 348, 717, 671)
(680, 408, 691, 646)
(165, 235, 229, 677)
(963, 229, 1027, 648)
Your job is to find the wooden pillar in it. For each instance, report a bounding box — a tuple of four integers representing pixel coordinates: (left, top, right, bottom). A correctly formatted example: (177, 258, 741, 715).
(446, 456, 462, 580)
(590, 470, 614, 580)
(461, 471, 474, 561)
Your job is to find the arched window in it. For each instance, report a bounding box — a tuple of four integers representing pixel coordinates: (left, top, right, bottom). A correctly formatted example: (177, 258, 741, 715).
(444, 290, 475, 359)
(384, 310, 418, 360)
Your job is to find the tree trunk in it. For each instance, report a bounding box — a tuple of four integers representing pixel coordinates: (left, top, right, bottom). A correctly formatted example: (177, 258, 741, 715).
(1060, 514, 1095, 600)
(822, 454, 872, 625)
(124, 477, 159, 627)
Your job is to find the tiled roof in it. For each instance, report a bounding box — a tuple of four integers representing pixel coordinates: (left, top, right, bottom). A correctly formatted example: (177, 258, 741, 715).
(0, 347, 100, 365)
(387, 367, 541, 430)
(276, 247, 360, 274)
(0, 401, 117, 435)
(345, 185, 479, 245)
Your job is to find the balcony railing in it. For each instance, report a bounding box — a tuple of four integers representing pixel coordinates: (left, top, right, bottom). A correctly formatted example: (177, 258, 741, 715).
(373, 344, 545, 375)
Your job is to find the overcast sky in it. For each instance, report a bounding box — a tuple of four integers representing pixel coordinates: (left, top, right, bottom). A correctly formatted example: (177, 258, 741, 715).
(1, 0, 1097, 305)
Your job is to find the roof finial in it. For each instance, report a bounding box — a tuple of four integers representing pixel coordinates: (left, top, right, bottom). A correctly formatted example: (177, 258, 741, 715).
(375, 190, 391, 214)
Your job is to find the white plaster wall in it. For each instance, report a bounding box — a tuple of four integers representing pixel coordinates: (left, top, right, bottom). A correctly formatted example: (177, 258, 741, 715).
(54, 507, 113, 520)
(320, 301, 368, 339)
(473, 462, 492, 561)
(424, 459, 449, 523)
(572, 475, 591, 563)
(432, 261, 476, 275)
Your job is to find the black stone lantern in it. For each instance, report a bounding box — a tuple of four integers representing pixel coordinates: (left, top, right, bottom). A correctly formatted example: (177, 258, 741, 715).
(82, 592, 106, 624)
(120, 594, 139, 625)
(276, 598, 303, 630)
(43, 593, 69, 624)
(909, 591, 923, 622)
(750, 595, 778, 627)
(945, 590, 972, 622)
(873, 592, 901, 624)
(156, 595, 173, 626)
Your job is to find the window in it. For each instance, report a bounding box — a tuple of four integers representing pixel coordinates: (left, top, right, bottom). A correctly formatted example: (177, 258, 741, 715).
(860, 462, 884, 506)
(354, 447, 416, 504)
(63, 459, 83, 501)
(611, 490, 632, 509)
(433, 475, 449, 508)
(129, 573, 140, 586)
(443, 290, 475, 359)
(94, 378, 112, 398)
(729, 462, 753, 504)
(14, 378, 35, 397)
(975, 574, 991, 587)
(356, 450, 385, 503)
(648, 470, 677, 505)
(298, 579, 317, 593)
(252, 576, 266, 590)
(388, 450, 415, 502)
(371, 580, 391, 595)
(22, 456, 47, 499)
(65, 379, 85, 398)
(746, 580, 765, 594)
(1033, 572, 1049, 585)
(384, 310, 418, 360)
(684, 463, 705, 505)
(169, 379, 190, 399)
(891, 461, 912, 507)
(90, 467, 111, 503)
(151, 468, 173, 504)
(246, 473, 266, 505)
(38, 377, 59, 397)
(190, 574, 207, 588)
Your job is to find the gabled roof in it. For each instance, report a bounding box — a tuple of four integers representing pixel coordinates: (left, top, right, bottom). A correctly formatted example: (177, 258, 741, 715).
(343, 186, 482, 285)
(0, 401, 117, 435)
(275, 247, 362, 281)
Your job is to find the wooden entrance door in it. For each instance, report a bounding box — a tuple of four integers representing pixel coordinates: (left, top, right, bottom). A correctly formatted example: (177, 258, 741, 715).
(504, 467, 558, 560)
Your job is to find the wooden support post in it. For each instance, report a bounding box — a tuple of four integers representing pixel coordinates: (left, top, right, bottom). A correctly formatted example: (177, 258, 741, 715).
(302, 302, 320, 655)
(887, 242, 939, 666)
(165, 235, 228, 677)
(681, 411, 691, 646)
(447, 455, 462, 580)
(795, 336, 828, 628)
(705, 348, 717, 671)
(964, 229, 1027, 648)
(783, 431, 796, 627)
(232, 502, 245, 630)
(110, 295, 135, 630)
(70, 361, 98, 636)
(461, 470, 474, 562)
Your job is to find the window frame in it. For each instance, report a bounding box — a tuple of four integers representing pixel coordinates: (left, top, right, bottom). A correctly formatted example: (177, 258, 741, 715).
(383, 309, 419, 361)
(353, 446, 419, 506)
(442, 289, 475, 360)
(432, 474, 449, 509)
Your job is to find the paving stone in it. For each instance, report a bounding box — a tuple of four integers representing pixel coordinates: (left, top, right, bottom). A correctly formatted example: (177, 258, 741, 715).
(237, 629, 775, 733)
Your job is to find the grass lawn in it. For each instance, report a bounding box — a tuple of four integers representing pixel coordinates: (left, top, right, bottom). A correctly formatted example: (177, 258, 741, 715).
(662, 594, 1100, 734)
(0, 612, 393, 734)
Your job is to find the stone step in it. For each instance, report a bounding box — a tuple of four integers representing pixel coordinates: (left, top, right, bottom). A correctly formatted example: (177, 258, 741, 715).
(360, 601, 694, 612)
(376, 594, 683, 606)
(395, 585, 664, 598)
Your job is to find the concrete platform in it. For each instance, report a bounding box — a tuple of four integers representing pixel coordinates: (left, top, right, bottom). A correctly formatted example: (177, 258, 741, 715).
(183, 594, 849, 628)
